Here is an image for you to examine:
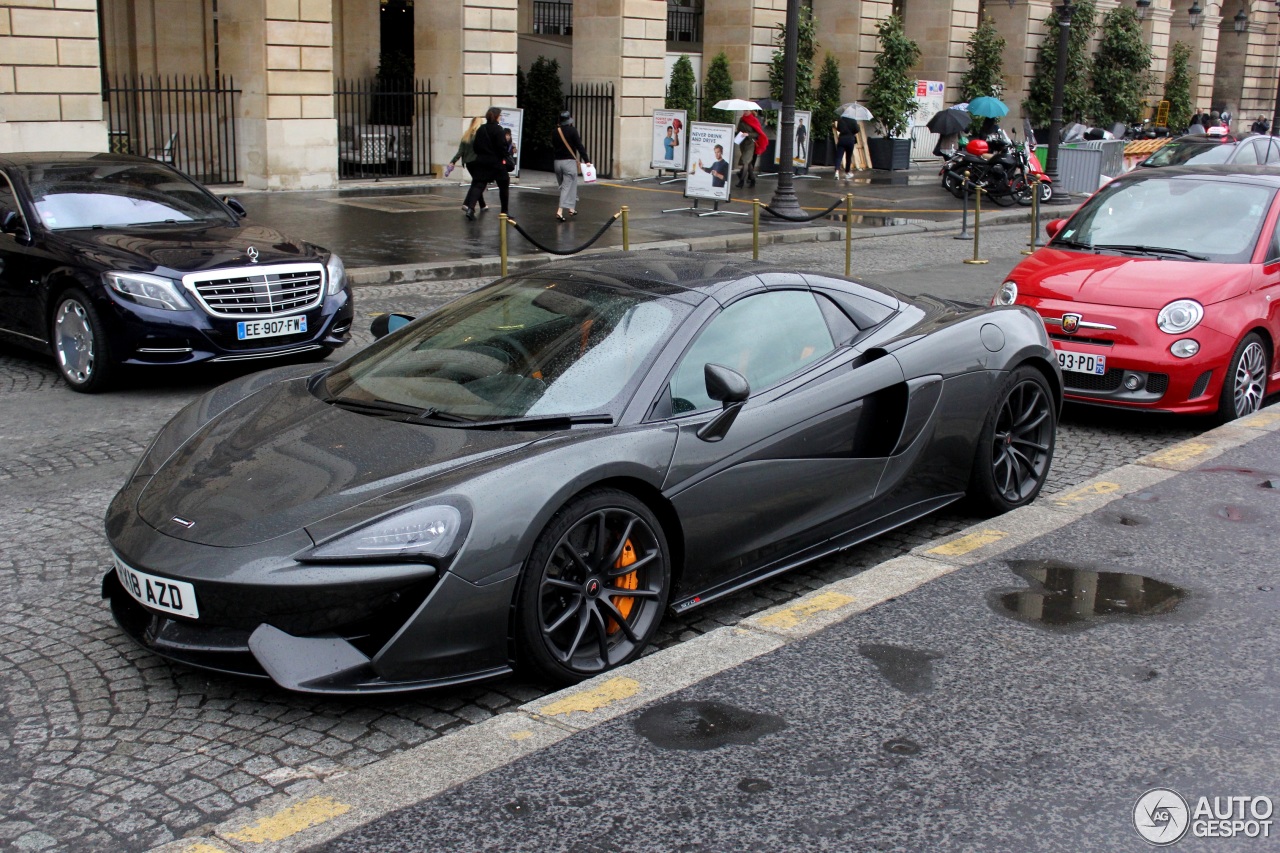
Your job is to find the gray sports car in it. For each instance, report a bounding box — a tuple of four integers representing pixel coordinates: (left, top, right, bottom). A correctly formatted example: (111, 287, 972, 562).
(103, 251, 1061, 693)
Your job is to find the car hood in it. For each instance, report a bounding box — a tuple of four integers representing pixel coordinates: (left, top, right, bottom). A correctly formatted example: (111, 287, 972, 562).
(1013, 248, 1253, 308)
(52, 221, 320, 275)
(136, 379, 538, 547)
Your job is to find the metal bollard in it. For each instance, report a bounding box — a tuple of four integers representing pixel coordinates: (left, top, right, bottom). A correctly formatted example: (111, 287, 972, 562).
(963, 184, 989, 265)
(500, 214, 509, 276)
(747, 199, 758, 260)
(844, 193, 853, 277)
(621, 206, 630, 251)
(1023, 177, 1040, 256)
(954, 168, 972, 240)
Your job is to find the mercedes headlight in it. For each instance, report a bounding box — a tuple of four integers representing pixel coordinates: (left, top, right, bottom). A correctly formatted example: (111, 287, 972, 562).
(1157, 299, 1203, 334)
(326, 252, 347, 296)
(104, 272, 192, 311)
(994, 281, 1018, 306)
(304, 504, 464, 562)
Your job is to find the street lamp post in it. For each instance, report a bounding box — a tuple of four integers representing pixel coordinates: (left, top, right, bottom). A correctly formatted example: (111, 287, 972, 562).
(767, 0, 804, 218)
(1045, 0, 1075, 202)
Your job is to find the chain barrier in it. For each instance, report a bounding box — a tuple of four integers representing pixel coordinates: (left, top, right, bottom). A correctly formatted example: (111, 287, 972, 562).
(760, 196, 845, 222)
(506, 210, 622, 257)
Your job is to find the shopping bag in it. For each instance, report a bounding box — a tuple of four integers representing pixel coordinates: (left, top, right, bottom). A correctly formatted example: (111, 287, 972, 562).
(581, 162, 597, 183)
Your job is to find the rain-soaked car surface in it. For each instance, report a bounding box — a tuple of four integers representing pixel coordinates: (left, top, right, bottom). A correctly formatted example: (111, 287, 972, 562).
(103, 250, 1062, 693)
(0, 152, 353, 391)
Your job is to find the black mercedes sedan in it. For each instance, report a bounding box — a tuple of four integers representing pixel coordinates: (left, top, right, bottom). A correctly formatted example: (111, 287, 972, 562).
(0, 152, 353, 391)
(104, 251, 1061, 693)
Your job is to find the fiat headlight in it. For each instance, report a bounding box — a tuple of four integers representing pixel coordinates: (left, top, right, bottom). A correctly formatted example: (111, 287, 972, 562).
(104, 272, 192, 311)
(994, 281, 1018, 306)
(1157, 300, 1203, 334)
(326, 252, 347, 296)
(304, 504, 464, 562)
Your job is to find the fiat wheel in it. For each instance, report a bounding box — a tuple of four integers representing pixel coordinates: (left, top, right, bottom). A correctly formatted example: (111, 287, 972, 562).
(969, 366, 1057, 514)
(52, 289, 114, 393)
(517, 488, 670, 684)
(1216, 332, 1268, 423)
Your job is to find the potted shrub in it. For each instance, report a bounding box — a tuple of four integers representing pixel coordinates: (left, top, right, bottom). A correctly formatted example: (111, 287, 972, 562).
(863, 15, 919, 171)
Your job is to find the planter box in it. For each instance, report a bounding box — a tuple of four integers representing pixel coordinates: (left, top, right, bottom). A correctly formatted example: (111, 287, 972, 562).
(867, 137, 911, 170)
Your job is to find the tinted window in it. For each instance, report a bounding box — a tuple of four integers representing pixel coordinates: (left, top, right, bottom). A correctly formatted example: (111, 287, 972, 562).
(1142, 141, 1234, 167)
(20, 161, 236, 230)
(0, 175, 20, 229)
(1233, 141, 1259, 165)
(669, 290, 835, 413)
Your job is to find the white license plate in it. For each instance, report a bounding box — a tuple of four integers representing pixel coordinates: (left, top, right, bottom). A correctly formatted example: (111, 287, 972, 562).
(1056, 348, 1107, 375)
(115, 558, 199, 619)
(237, 315, 307, 340)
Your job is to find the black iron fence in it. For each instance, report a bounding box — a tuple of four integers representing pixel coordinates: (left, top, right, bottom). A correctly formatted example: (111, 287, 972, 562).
(667, 7, 702, 42)
(334, 78, 437, 180)
(104, 74, 240, 184)
(533, 0, 572, 35)
(564, 81, 615, 179)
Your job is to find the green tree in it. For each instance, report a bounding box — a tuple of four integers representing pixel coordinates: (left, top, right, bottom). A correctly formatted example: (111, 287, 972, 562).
(1023, 0, 1099, 129)
(864, 15, 920, 137)
(1092, 6, 1152, 127)
(1163, 41, 1193, 132)
(960, 15, 1006, 102)
(666, 54, 698, 117)
(812, 53, 843, 146)
(702, 52, 735, 124)
(520, 57, 564, 162)
(768, 4, 818, 120)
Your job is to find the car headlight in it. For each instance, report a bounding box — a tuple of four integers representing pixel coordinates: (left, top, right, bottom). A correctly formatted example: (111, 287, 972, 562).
(326, 252, 346, 296)
(1157, 299, 1203, 334)
(994, 281, 1018, 306)
(304, 504, 464, 562)
(104, 272, 192, 311)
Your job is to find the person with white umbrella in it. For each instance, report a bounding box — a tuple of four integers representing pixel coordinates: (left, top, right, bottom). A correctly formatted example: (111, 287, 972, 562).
(833, 104, 869, 180)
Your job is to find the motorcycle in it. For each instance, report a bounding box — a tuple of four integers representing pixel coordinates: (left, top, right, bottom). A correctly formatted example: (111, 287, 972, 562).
(940, 137, 1051, 206)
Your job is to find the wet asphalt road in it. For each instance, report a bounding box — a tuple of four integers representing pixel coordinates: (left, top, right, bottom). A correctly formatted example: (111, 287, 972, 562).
(0, 224, 1226, 851)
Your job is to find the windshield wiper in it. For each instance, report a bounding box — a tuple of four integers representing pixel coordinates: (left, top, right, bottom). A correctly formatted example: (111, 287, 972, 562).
(1051, 238, 1097, 252)
(327, 396, 473, 425)
(1092, 243, 1207, 261)
(465, 413, 614, 430)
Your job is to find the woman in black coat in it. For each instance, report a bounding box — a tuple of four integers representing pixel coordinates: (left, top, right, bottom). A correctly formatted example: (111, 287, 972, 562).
(463, 107, 511, 219)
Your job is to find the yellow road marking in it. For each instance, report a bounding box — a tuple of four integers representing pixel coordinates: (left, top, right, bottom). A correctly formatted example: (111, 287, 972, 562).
(508, 730, 534, 741)
(757, 591, 856, 630)
(1052, 481, 1121, 506)
(594, 182, 959, 213)
(223, 796, 352, 844)
(1146, 441, 1212, 466)
(540, 677, 641, 717)
(927, 529, 1008, 557)
(1243, 412, 1280, 427)
(180, 844, 230, 853)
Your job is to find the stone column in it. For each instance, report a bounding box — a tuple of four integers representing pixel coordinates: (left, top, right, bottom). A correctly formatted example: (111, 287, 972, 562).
(810, 0, 863, 103)
(1168, 0, 1220, 113)
(574, 0, 666, 179)
(901, 0, 977, 93)
(982, 0, 1055, 140)
(1232, 14, 1280, 132)
(1142, 4, 1174, 86)
(0, 0, 107, 153)
(702, 0, 782, 101)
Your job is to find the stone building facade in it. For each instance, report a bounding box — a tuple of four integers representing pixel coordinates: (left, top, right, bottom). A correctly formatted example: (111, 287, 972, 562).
(2, 0, 1277, 188)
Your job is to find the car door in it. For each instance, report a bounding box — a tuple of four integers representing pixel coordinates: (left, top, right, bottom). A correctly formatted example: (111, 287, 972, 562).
(659, 287, 905, 596)
(0, 171, 51, 348)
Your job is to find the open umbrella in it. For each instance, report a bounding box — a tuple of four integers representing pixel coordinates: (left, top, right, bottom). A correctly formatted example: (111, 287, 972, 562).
(839, 103, 873, 121)
(967, 96, 1008, 119)
(951, 102, 970, 112)
(754, 98, 783, 112)
(713, 98, 762, 111)
(926, 108, 969, 136)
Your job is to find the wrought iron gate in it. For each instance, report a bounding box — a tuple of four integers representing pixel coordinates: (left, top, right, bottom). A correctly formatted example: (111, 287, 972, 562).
(104, 74, 241, 184)
(564, 82, 615, 178)
(334, 78, 437, 180)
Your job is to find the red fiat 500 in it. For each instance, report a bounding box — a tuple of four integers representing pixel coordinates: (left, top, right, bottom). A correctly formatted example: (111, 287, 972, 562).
(995, 166, 1280, 422)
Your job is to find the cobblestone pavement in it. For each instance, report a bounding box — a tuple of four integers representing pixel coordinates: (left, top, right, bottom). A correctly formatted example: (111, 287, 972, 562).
(0, 226, 1210, 852)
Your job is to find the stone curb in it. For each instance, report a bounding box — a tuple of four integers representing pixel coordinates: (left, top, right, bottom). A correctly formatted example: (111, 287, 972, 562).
(150, 407, 1279, 853)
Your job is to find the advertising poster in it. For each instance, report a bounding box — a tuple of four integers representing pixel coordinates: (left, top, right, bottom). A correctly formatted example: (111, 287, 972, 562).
(912, 81, 946, 130)
(497, 107, 524, 178)
(684, 121, 735, 203)
(651, 109, 688, 171)
(792, 109, 812, 169)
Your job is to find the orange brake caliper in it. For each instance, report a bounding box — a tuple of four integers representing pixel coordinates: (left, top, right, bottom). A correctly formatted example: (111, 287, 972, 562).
(607, 539, 638, 634)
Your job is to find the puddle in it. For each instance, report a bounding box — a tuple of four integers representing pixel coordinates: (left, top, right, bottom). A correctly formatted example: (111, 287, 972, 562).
(858, 643, 942, 694)
(1127, 491, 1161, 503)
(634, 700, 786, 751)
(882, 737, 921, 756)
(737, 777, 773, 794)
(1261, 480, 1280, 490)
(989, 560, 1188, 631)
(1216, 505, 1251, 522)
(1102, 511, 1148, 527)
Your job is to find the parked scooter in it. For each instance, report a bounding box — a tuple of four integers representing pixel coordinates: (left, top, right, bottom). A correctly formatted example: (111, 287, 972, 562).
(940, 131, 1051, 205)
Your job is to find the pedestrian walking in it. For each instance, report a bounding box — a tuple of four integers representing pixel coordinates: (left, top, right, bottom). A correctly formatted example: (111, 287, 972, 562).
(445, 116, 484, 180)
(552, 111, 591, 222)
(735, 110, 766, 188)
(833, 113, 859, 179)
(462, 107, 512, 220)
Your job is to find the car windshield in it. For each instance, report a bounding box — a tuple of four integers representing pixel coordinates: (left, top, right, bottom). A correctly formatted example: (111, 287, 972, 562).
(1141, 141, 1234, 167)
(1051, 174, 1273, 263)
(323, 274, 686, 422)
(20, 161, 235, 230)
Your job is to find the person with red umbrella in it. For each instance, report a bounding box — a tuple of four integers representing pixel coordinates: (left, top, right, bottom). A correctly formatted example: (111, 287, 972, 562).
(735, 109, 769, 188)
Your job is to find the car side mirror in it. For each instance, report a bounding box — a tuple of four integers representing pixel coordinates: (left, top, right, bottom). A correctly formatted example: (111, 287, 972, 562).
(370, 313, 415, 339)
(223, 197, 248, 218)
(1045, 218, 1066, 239)
(697, 363, 749, 442)
(1, 209, 22, 236)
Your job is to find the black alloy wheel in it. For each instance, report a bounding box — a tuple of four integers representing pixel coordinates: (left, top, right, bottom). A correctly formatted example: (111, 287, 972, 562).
(51, 288, 114, 393)
(942, 172, 965, 199)
(970, 366, 1057, 514)
(517, 488, 670, 684)
(1216, 332, 1269, 423)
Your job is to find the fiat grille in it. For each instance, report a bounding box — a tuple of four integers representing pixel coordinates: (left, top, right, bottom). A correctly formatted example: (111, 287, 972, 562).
(183, 263, 325, 318)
